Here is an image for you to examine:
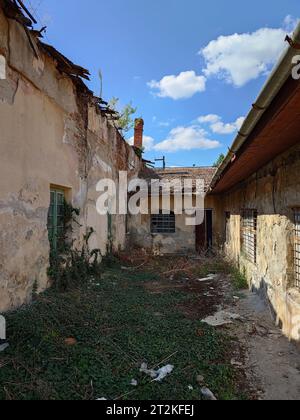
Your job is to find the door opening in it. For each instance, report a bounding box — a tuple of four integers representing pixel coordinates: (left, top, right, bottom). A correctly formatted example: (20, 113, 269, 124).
(196, 209, 213, 252)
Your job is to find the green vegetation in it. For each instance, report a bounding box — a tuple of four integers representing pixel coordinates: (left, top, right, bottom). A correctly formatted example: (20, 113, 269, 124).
(213, 153, 225, 167)
(0, 260, 248, 400)
(230, 266, 248, 290)
(108, 97, 137, 134)
(48, 201, 102, 292)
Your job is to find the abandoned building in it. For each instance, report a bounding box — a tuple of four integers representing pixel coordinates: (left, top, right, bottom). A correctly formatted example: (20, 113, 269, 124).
(1, 0, 300, 343)
(208, 23, 300, 341)
(0, 0, 144, 311)
(133, 22, 300, 341)
(128, 165, 216, 255)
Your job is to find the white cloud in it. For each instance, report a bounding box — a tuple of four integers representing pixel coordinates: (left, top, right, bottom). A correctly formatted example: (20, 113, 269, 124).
(283, 15, 299, 33)
(198, 114, 245, 134)
(148, 71, 206, 100)
(128, 135, 155, 152)
(198, 114, 220, 124)
(158, 121, 171, 127)
(153, 126, 220, 153)
(200, 22, 291, 87)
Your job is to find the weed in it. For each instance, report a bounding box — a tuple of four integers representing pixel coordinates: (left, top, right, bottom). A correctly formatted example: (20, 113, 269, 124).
(48, 200, 103, 291)
(0, 262, 250, 400)
(230, 266, 248, 290)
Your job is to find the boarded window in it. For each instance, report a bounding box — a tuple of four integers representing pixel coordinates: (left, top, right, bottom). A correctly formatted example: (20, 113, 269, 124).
(48, 189, 65, 251)
(151, 212, 175, 234)
(294, 209, 300, 288)
(241, 209, 257, 263)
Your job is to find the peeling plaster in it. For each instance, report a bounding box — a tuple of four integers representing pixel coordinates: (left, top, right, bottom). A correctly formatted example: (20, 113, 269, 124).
(93, 154, 112, 174)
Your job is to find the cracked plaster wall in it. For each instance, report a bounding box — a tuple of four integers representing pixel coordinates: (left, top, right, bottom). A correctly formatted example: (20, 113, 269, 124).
(218, 142, 300, 340)
(0, 9, 142, 311)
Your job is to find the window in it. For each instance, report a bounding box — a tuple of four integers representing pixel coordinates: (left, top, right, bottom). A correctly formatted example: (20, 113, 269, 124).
(151, 212, 175, 234)
(48, 188, 65, 251)
(225, 212, 231, 243)
(241, 209, 257, 263)
(294, 209, 300, 288)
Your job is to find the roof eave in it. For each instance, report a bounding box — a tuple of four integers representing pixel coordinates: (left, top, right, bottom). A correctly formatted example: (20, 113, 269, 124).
(209, 21, 300, 193)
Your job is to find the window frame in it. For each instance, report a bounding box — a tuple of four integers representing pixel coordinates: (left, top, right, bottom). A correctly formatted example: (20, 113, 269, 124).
(151, 211, 176, 234)
(48, 188, 65, 251)
(241, 209, 258, 264)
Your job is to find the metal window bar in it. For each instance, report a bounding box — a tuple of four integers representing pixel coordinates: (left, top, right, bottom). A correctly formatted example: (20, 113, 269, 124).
(151, 213, 176, 234)
(47, 189, 65, 251)
(294, 209, 300, 289)
(242, 209, 257, 263)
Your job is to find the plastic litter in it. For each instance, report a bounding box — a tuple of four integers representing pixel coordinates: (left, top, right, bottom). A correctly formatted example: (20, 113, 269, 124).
(201, 387, 217, 400)
(140, 363, 174, 382)
(202, 310, 240, 327)
(198, 274, 218, 283)
(130, 379, 138, 386)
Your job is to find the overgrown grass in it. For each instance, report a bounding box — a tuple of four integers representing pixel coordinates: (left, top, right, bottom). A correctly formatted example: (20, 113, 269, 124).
(0, 260, 247, 400)
(230, 266, 248, 291)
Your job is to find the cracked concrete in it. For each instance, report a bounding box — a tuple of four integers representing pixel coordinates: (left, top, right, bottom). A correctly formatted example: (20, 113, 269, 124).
(228, 290, 300, 400)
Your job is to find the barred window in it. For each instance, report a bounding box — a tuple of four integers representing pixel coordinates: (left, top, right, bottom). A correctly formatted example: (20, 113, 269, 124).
(241, 209, 257, 263)
(151, 212, 175, 234)
(48, 188, 65, 251)
(294, 209, 300, 288)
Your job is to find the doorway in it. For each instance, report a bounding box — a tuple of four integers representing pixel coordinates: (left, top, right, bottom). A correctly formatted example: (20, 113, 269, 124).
(196, 209, 213, 252)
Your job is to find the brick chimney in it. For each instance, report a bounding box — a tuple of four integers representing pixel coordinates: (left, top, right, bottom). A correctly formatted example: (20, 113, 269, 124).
(134, 118, 144, 149)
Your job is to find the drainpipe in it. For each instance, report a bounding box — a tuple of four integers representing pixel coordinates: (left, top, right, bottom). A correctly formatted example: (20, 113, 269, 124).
(210, 22, 300, 192)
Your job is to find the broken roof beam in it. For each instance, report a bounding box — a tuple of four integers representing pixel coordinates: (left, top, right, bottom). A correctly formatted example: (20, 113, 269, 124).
(39, 42, 91, 80)
(15, 0, 37, 24)
(1, 0, 32, 26)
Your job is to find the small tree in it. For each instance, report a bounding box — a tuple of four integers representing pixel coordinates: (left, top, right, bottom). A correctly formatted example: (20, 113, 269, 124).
(213, 153, 225, 167)
(108, 97, 137, 134)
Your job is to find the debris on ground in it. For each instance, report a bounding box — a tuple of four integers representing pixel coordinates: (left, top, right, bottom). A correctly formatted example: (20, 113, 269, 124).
(196, 375, 205, 385)
(140, 363, 174, 382)
(201, 387, 217, 400)
(201, 310, 241, 327)
(154, 365, 174, 382)
(97, 397, 107, 400)
(188, 385, 194, 391)
(198, 274, 218, 283)
(231, 359, 244, 368)
(140, 362, 157, 379)
(130, 379, 138, 387)
(64, 337, 77, 346)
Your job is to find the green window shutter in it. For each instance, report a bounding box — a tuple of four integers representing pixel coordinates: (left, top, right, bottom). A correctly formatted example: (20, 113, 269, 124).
(48, 189, 65, 252)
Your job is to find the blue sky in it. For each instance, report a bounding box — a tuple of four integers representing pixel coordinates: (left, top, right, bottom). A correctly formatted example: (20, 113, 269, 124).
(28, 0, 299, 168)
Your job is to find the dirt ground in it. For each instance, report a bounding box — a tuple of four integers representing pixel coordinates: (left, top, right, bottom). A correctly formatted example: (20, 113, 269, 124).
(1, 253, 300, 400)
(126, 252, 300, 400)
(230, 291, 300, 400)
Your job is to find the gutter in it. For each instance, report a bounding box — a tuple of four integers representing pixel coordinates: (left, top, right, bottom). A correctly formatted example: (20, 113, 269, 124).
(209, 22, 300, 192)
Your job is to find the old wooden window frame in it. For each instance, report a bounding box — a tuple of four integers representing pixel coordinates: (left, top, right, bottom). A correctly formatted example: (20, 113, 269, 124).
(47, 188, 65, 251)
(294, 208, 300, 289)
(241, 209, 257, 264)
(151, 211, 176, 234)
